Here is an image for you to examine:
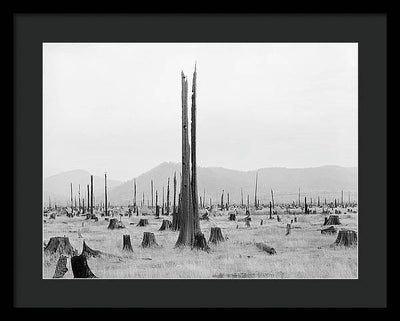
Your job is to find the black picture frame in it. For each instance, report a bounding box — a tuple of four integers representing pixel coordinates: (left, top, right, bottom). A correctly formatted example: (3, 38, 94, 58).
(13, 13, 387, 308)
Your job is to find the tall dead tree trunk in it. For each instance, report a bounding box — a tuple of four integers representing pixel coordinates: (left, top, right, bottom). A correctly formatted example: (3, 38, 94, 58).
(220, 190, 224, 210)
(87, 184, 90, 212)
(78, 184, 81, 212)
(155, 190, 159, 217)
(70, 183, 73, 210)
(271, 189, 275, 209)
(90, 175, 94, 215)
(269, 201, 272, 219)
(254, 172, 258, 209)
(304, 197, 308, 214)
(151, 180, 154, 209)
(241, 187, 244, 207)
(104, 172, 108, 216)
(176, 70, 194, 247)
(166, 177, 170, 215)
(133, 178, 137, 211)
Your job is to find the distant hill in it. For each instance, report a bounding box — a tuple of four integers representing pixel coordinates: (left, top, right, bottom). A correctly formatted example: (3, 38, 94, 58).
(106, 162, 358, 206)
(43, 169, 122, 206)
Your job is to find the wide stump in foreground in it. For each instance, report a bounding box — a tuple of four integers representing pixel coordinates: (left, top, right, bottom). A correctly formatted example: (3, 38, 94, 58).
(255, 243, 277, 255)
(159, 220, 172, 231)
(122, 234, 133, 252)
(333, 229, 357, 247)
(108, 218, 125, 230)
(52, 255, 68, 278)
(192, 232, 210, 252)
(71, 254, 97, 278)
(137, 219, 149, 227)
(44, 237, 75, 256)
(324, 215, 341, 226)
(81, 240, 102, 258)
(208, 227, 225, 244)
(141, 232, 158, 248)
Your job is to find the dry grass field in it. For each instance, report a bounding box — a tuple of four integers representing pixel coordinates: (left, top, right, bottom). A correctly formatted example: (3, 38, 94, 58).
(43, 209, 358, 279)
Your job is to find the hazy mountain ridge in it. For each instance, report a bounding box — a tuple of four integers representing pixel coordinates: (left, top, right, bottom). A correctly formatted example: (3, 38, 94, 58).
(44, 163, 357, 206)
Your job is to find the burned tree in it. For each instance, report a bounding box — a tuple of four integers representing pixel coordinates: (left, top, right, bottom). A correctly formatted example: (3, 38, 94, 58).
(71, 254, 97, 278)
(304, 197, 308, 214)
(122, 235, 133, 252)
(90, 175, 94, 215)
(208, 227, 225, 244)
(137, 219, 149, 227)
(254, 172, 258, 209)
(141, 232, 159, 248)
(220, 190, 224, 211)
(104, 172, 108, 216)
(166, 177, 170, 215)
(155, 190, 159, 217)
(151, 180, 154, 208)
(107, 218, 125, 229)
(193, 232, 210, 251)
(133, 178, 137, 212)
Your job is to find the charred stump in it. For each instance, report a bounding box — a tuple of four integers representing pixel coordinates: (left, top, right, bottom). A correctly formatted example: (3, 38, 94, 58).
(141, 232, 158, 248)
(71, 254, 97, 278)
(324, 215, 341, 226)
(81, 240, 102, 258)
(260, 219, 263, 226)
(52, 255, 68, 278)
(137, 219, 149, 227)
(159, 219, 172, 231)
(122, 234, 133, 252)
(208, 227, 225, 244)
(334, 229, 357, 246)
(285, 223, 291, 235)
(44, 237, 75, 256)
(201, 211, 210, 221)
(192, 232, 210, 252)
(229, 213, 236, 221)
(321, 226, 337, 235)
(255, 243, 277, 255)
(107, 218, 125, 229)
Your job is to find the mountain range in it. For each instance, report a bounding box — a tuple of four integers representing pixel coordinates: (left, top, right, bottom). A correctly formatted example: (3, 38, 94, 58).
(43, 163, 357, 207)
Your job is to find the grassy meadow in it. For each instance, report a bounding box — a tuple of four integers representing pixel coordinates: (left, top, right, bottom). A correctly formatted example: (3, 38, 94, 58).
(43, 208, 358, 279)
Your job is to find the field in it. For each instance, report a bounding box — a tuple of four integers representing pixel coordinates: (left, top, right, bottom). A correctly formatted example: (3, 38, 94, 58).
(43, 209, 358, 279)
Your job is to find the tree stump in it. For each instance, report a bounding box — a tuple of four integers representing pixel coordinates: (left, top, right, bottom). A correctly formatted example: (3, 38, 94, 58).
(201, 212, 209, 221)
(334, 229, 357, 246)
(81, 240, 102, 258)
(52, 255, 68, 278)
(324, 215, 341, 225)
(294, 217, 297, 223)
(285, 223, 291, 235)
(71, 254, 97, 278)
(49, 213, 56, 220)
(260, 219, 263, 226)
(229, 213, 236, 221)
(255, 243, 276, 255)
(159, 220, 172, 231)
(208, 227, 225, 244)
(141, 232, 158, 248)
(321, 226, 337, 235)
(122, 234, 133, 252)
(245, 219, 251, 227)
(137, 219, 149, 227)
(277, 216, 281, 222)
(192, 232, 210, 252)
(44, 237, 75, 256)
(107, 218, 125, 229)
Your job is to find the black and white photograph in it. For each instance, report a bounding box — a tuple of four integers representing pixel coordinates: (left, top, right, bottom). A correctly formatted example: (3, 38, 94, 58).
(42, 42, 359, 279)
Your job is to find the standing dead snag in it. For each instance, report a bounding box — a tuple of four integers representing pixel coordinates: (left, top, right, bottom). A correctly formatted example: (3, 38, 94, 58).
(151, 180, 154, 209)
(159, 219, 172, 231)
(334, 229, 357, 246)
(166, 177, 170, 215)
(286, 223, 291, 235)
(90, 175, 94, 215)
(71, 254, 97, 278)
(142, 232, 159, 248)
(220, 190, 224, 211)
(53, 255, 68, 278)
(122, 235, 133, 252)
(254, 172, 258, 209)
(208, 227, 225, 244)
(104, 172, 108, 216)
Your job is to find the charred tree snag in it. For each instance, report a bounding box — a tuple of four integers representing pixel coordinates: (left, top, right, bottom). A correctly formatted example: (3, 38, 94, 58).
(324, 215, 341, 225)
(220, 190, 224, 210)
(229, 213, 236, 221)
(155, 190, 159, 217)
(176, 71, 194, 247)
(334, 229, 357, 246)
(71, 254, 97, 278)
(286, 223, 291, 235)
(255, 243, 277, 255)
(254, 172, 258, 209)
(141, 232, 158, 248)
(104, 173, 108, 216)
(122, 235, 133, 252)
(159, 219, 172, 231)
(137, 219, 149, 227)
(151, 180, 154, 208)
(81, 240, 102, 258)
(44, 237, 74, 256)
(107, 218, 125, 229)
(260, 219, 263, 225)
(208, 227, 225, 244)
(133, 178, 137, 212)
(304, 197, 308, 214)
(172, 172, 177, 218)
(321, 226, 337, 235)
(193, 232, 210, 251)
(166, 177, 170, 215)
(90, 175, 94, 215)
(269, 201, 273, 219)
(52, 255, 68, 278)
(241, 188, 244, 207)
(70, 183, 73, 210)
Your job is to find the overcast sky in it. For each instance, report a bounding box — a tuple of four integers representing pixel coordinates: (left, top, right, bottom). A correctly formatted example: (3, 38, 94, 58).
(43, 43, 358, 181)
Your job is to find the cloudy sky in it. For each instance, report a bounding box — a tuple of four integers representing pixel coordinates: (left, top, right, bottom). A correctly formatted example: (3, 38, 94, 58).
(43, 43, 358, 181)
